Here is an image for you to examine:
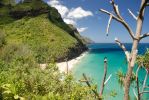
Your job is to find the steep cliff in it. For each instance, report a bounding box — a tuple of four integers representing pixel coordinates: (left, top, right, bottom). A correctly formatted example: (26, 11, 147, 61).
(0, 0, 87, 63)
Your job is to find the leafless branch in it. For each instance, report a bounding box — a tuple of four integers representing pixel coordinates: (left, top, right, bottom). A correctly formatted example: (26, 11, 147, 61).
(136, 66, 141, 100)
(65, 58, 69, 74)
(79, 79, 88, 82)
(140, 32, 149, 40)
(99, 57, 108, 96)
(81, 73, 100, 99)
(141, 69, 148, 95)
(110, 0, 123, 19)
(104, 74, 112, 85)
(135, 66, 149, 99)
(106, 15, 113, 36)
(144, 86, 149, 88)
(138, 0, 148, 18)
(133, 88, 138, 100)
(115, 38, 130, 62)
(140, 91, 149, 94)
(99, 9, 121, 21)
(99, 9, 135, 39)
(136, 67, 140, 79)
(128, 9, 137, 20)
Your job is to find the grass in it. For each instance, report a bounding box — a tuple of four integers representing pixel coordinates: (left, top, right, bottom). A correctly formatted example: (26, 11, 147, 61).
(0, 14, 78, 63)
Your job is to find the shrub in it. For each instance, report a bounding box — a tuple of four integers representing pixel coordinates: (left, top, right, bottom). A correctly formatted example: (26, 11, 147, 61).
(0, 31, 6, 48)
(0, 61, 95, 99)
(0, 43, 36, 66)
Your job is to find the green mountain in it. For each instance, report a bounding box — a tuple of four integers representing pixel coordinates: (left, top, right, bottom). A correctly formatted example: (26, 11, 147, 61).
(0, 0, 87, 63)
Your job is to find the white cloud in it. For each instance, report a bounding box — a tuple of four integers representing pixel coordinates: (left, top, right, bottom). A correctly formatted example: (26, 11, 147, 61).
(47, 0, 59, 5)
(67, 7, 93, 19)
(47, 0, 93, 33)
(47, 0, 68, 17)
(54, 5, 69, 17)
(63, 18, 76, 25)
(77, 27, 88, 32)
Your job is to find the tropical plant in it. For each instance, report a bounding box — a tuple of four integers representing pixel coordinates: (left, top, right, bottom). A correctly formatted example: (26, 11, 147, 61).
(134, 49, 149, 100)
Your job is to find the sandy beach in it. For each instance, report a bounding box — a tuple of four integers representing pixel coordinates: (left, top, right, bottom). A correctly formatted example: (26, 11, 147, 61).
(56, 52, 87, 73)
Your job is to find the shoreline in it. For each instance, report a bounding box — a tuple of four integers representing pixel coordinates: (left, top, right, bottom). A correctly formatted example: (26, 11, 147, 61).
(56, 51, 87, 73)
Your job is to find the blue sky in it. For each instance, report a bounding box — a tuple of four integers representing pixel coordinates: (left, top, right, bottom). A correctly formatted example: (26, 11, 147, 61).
(46, 0, 149, 43)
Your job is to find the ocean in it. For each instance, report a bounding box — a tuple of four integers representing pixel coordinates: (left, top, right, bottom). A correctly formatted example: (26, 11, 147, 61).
(73, 43, 149, 100)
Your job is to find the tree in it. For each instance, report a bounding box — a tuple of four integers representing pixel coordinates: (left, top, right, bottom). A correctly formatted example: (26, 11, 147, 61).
(135, 49, 149, 100)
(99, 0, 149, 100)
(80, 57, 112, 100)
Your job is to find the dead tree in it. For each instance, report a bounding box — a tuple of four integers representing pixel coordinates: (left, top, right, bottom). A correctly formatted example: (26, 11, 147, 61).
(99, 0, 149, 99)
(99, 57, 108, 96)
(134, 66, 149, 100)
(80, 73, 100, 99)
(80, 57, 112, 99)
(65, 58, 69, 74)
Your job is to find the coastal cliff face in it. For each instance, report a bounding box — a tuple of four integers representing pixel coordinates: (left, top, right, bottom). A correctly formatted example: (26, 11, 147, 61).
(0, 0, 87, 63)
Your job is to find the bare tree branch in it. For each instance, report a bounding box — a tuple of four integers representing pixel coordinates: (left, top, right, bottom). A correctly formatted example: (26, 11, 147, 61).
(133, 88, 138, 100)
(128, 9, 137, 20)
(115, 38, 130, 62)
(99, 57, 108, 96)
(81, 73, 100, 99)
(79, 79, 88, 82)
(110, 0, 123, 19)
(99, 9, 135, 39)
(138, 0, 148, 18)
(140, 91, 149, 94)
(141, 69, 148, 96)
(144, 86, 149, 88)
(99, 9, 121, 21)
(106, 15, 113, 36)
(104, 74, 112, 85)
(136, 67, 140, 79)
(136, 66, 141, 100)
(140, 32, 149, 40)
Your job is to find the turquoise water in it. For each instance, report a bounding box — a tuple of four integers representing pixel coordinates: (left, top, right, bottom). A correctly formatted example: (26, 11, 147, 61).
(73, 43, 149, 100)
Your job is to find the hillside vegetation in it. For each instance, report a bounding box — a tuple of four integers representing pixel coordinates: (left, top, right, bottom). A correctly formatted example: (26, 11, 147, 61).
(0, 0, 96, 99)
(0, 0, 87, 63)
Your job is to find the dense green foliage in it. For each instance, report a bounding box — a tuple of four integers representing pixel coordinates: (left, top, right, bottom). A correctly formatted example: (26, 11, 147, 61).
(136, 49, 149, 70)
(0, 0, 92, 99)
(0, 58, 95, 99)
(0, 43, 96, 99)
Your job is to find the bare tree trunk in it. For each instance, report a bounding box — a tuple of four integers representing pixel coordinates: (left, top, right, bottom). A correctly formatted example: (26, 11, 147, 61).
(141, 70, 148, 97)
(99, 57, 107, 96)
(124, 23, 140, 100)
(123, 0, 147, 98)
(124, 65, 133, 100)
(99, 0, 148, 99)
(66, 59, 69, 74)
(124, 4, 145, 100)
(136, 77, 141, 100)
(136, 67, 141, 100)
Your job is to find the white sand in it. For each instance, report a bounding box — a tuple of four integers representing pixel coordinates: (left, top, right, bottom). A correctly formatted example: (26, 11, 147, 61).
(56, 52, 87, 73)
